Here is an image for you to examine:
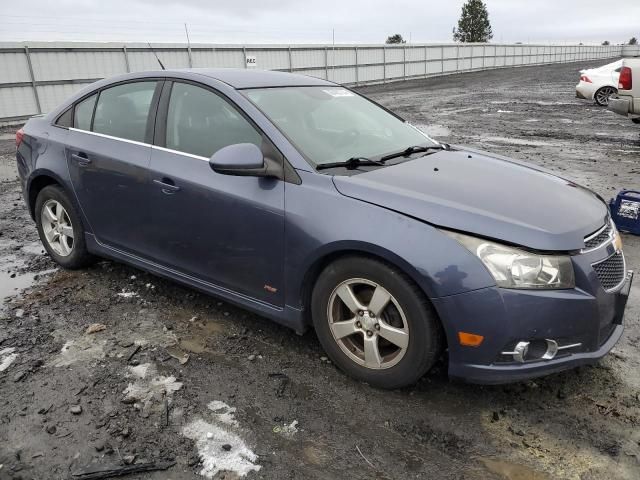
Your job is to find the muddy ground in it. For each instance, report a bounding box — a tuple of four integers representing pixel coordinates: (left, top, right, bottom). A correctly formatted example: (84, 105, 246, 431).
(1, 60, 639, 480)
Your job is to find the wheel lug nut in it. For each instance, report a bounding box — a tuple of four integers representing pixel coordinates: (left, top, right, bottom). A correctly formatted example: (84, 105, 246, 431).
(357, 310, 364, 316)
(375, 324, 380, 330)
(356, 321, 362, 328)
(366, 330, 373, 337)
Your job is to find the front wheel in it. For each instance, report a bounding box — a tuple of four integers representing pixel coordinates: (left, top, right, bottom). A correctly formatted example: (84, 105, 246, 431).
(311, 256, 443, 389)
(35, 185, 95, 269)
(594, 86, 617, 106)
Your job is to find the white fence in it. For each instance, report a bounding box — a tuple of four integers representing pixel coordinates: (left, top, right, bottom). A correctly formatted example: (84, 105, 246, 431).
(0, 41, 636, 124)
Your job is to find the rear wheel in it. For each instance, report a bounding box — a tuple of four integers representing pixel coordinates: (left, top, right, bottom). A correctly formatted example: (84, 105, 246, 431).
(594, 86, 617, 106)
(311, 256, 443, 389)
(35, 185, 95, 269)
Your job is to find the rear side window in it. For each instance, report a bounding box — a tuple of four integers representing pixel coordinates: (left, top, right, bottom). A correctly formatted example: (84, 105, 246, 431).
(74, 94, 97, 130)
(93, 81, 157, 143)
(165, 82, 261, 158)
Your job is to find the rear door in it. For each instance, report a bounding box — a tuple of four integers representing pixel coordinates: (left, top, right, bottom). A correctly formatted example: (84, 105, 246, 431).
(147, 80, 286, 306)
(66, 80, 162, 255)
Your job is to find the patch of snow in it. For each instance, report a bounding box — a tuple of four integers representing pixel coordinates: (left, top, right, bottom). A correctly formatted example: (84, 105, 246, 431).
(0, 348, 18, 372)
(183, 417, 261, 478)
(208, 401, 239, 427)
(122, 363, 182, 409)
(117, 289, 138, 298)
(497, 110, 514, 114)
(49, 337, 106, 367)
(129, 363, 151, 379)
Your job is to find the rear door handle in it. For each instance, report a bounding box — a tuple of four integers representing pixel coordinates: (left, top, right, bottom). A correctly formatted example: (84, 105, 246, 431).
(70, 152, 91, 166)
(154, 178, 181, 194)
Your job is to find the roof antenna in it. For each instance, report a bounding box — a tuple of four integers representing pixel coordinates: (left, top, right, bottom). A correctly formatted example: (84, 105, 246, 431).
(147, 42, 166, 70)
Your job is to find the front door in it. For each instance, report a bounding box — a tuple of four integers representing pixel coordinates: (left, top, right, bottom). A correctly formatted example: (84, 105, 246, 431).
(147, 81, 286, 306)
(66, 80, 160, 255)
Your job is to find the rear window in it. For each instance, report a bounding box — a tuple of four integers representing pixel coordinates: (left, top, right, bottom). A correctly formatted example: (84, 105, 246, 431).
(92, 82, 157, 143)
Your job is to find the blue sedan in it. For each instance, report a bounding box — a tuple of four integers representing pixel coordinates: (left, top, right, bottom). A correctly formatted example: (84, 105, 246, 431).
(16, 68, 632, 388)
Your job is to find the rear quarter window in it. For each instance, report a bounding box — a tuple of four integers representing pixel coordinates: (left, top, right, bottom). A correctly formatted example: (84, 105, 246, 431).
(55, 108, 72, 128)
(74, 94, 97, 130)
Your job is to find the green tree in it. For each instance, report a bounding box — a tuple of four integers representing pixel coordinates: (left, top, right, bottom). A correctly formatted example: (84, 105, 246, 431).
(629, 37, 638, 45)
(602, 40, 610, 46)
(453, 0, 493, 43)
(386, 34, 406, 44)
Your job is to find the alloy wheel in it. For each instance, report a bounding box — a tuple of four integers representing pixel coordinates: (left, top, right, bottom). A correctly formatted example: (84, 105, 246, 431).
(41, 199, 74, 257)
(327, 278, 409, 370)
(595, 86, 616, 106)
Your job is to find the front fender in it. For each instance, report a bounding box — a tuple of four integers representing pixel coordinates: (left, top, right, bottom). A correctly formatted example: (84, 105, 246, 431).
(284, 171, 496, 310)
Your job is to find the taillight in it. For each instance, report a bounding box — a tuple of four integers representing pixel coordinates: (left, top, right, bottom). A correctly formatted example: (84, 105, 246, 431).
(15, 128, 24, 148)
(619, 67, 633, 90)
(580, 75, 592, 83)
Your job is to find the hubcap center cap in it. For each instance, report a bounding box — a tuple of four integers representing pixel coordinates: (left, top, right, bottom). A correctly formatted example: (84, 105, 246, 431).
(358, 312, 377, 331)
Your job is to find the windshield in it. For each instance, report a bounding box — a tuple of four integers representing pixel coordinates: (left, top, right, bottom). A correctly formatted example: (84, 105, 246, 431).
(242, 86, 438, 168)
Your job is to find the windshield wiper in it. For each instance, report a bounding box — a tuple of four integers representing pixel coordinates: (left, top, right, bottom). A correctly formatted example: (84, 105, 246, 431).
(380, 144, 447, 162)
(316, 157, 386, 171)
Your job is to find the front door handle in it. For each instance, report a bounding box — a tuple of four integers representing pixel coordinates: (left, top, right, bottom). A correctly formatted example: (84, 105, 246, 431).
(154, 178, 181, 194)
(70, 152, 91, 166)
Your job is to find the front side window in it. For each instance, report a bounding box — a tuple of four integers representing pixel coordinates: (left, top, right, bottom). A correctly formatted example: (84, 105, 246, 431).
(74, 94, 97, 130)
(243, 87, 436, 167)
(93, 81, 157, 143)
(165, 82, 262, 158)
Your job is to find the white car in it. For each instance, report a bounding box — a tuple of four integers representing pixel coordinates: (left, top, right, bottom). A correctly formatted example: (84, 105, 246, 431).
(576, 59, 622, 106)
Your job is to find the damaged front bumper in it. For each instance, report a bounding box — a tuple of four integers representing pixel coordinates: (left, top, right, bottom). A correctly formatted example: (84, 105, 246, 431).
(434, 268, 633, 385)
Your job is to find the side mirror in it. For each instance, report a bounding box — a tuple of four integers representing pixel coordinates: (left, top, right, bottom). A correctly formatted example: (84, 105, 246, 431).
(209, 143, 276, 177)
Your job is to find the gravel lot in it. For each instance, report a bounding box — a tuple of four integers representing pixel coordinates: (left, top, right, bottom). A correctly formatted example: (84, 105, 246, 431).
(1, 60, 639, 480)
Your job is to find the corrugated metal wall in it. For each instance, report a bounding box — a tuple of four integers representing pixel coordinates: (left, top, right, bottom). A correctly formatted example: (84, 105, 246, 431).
(0, 41, 633, 124)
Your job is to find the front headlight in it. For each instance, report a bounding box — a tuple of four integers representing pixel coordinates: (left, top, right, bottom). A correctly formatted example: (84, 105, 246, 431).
(445, 231, 575, 289)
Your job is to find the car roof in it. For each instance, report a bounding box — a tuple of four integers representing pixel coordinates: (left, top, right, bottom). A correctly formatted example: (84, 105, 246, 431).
(177, 68, 335, 89)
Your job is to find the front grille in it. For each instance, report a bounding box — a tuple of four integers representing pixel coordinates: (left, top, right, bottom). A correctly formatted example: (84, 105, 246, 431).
(592, 252, 625, 291)
(584, 222, 613, 250)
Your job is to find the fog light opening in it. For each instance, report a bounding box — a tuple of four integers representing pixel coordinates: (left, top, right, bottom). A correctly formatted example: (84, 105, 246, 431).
(501, 339, 582, 363)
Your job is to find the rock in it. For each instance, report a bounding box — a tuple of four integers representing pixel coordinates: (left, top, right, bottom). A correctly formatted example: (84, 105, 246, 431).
(85, 323, 106, 335)
(222, 444, 232, 451)
(94, 442, 105, 452)
(46, 425, 57, 435)
(123, 454, 136, 465)
(206, 432, 214, 439)
(492, 411, 500, 422)
(247, 354, 256, 361)
(14, 309, 24, 318)
(70, 405, 82, 415)
(13, 371, 26, 382)
(557, 389, 567, 400)
(320, 356, 328, 362)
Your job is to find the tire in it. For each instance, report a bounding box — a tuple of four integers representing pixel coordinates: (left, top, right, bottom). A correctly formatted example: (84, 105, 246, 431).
(594, 86, 617, 107)
(35, 185, 95, 269)
(311, 256, 443, 389)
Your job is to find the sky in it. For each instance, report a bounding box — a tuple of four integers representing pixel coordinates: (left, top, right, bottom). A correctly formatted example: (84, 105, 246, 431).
(0, 0, 638, 45)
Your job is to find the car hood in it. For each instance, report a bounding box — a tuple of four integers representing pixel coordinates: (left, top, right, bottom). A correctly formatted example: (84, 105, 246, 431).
(332, 148, 608, 251)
